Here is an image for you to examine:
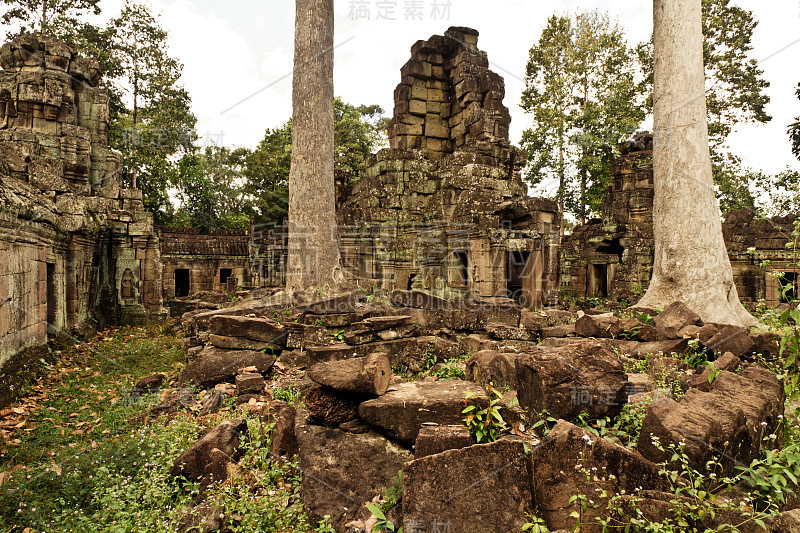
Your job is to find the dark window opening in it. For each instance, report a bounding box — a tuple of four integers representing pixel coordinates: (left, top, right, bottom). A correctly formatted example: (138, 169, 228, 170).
(220, 268, 233, 285)
(407, 273, 416, 291)
(591, 264, 609, 298)
(596, 238, 625, 262)
(452, 251, 469, 286)
(507, 251, 530, 303)
(46, 263, 56, 338)
(780, 272, 798, 303)
(175, 269, 190, 297)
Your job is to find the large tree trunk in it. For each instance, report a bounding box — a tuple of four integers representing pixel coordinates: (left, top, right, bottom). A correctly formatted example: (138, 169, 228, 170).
(637, 0, 754, 326)
(286, 0, 342, 291)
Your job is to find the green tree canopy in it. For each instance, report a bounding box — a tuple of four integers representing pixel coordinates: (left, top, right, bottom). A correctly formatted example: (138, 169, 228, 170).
(0, 0, 100, 35)
(108, 0, 197, 220)
(243, 97, 385, 228)
(790, 82, 800, 161)
(171, 146, 251, 233)
(521, 10, 645, 226)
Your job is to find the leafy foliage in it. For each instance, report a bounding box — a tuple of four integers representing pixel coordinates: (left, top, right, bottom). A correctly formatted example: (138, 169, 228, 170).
(462, 385, 509, 444)
(108, 0, 197, 219)
(791, 82, 800, 161)
(243, 98, 385, 227)
(0, 0, 100, 35)
(169, 146, 252, 232)
(0, 328, 333, 532)
(521, 10, 645, 222)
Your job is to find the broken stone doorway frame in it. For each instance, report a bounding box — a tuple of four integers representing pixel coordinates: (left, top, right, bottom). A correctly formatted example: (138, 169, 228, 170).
(506, 249, 544, 310)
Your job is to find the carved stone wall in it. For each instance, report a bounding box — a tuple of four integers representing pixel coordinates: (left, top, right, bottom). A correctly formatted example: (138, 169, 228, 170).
(0, 35, 166, 373)
(561, 144, 655, 303)
(723, 210, 797, 306)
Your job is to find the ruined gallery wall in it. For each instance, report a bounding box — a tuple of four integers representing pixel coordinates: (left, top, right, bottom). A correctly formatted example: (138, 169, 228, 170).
(159, 227, 249, 296)
(724, 210, 798, 305)
(0, 35, 166, 372)
(561, 144, 655, 303)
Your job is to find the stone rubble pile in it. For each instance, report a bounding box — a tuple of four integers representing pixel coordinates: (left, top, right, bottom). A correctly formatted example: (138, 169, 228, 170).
(157, 289, 796, 532)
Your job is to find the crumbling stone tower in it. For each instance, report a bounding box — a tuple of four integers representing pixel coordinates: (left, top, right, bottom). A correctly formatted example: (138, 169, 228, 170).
(0, 35, 166, 378)
(388, 27, 513, 162)
(338, 28, 560, 308)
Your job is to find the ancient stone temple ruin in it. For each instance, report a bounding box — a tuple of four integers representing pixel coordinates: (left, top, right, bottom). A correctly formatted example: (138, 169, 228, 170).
(338, 27, 560, 308)
(560, 137, 656, 303)
(0, 35, 166, 372)
(562, 133, 796, 306)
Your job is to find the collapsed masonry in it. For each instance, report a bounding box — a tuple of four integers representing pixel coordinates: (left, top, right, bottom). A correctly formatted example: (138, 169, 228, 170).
(172, 288, 787, 533)
(0, 35, 166, 376)
(336, 27, 561, 308)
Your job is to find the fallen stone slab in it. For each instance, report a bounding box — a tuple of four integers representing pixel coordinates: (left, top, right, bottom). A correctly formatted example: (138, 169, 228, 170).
(235, 373, 265, 395)
(208, 334, 280, 353)
(520, 309, 574, 332)
(200, 448, 232, 493)
(390, 289, 454, 310)
(414, 425, 474, 458)
(358, 380, 488, 444)
(516, 342, 628, 420)
(465, 350, 519, 390)
(209, 315, 287, 345)
(304, 386, 361, 426)
(302, 291, 367, 314)
(184, 301, 271, 335)
(169, 418, 247, 481)
(486, 322, 535, 341)
(177, 346, 276, 388)
(402, 439, 534, 533)
(705, 325, 755, 358)
(360, 315, 412, 331)
(307, 353, 391, 396)
(531, 421, 667, 532)
(295, 409, 412, 532)
(750, 331, 781, 359)
(638, 367, 784, 475)
(130, 373, 165, 397)
(365, 336, 462, 373)
(307, 344, 358, 364)
(629, 339, 690, 357)
(575, 313, 622, 338)
(654, 301, 703, 340)
(270, 406, 298, 459)
(540, 324, 577, 338)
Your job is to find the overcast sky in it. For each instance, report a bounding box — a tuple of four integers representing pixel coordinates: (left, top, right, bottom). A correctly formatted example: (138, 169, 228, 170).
(92, 0, 800, 177)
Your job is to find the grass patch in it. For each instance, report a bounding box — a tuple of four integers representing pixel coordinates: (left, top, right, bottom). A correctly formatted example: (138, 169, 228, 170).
(0, 325, 333, 532)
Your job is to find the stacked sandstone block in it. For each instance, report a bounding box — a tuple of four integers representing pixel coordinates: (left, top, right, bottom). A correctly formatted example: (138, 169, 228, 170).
(387, 27, 513, 164)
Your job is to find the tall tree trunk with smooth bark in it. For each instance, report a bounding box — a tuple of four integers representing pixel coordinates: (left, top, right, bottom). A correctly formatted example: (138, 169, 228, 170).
(286, 0, 342, 291)
(637, 0, 754, 326)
